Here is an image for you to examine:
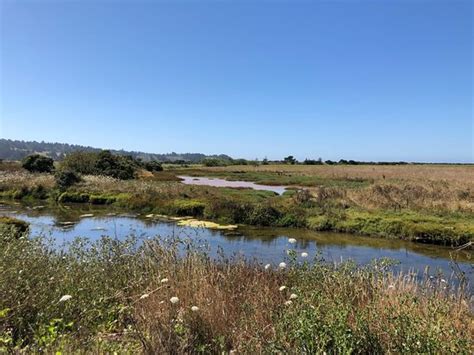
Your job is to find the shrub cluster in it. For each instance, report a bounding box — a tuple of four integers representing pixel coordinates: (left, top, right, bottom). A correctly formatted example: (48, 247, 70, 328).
(60, 150, 163, 180)
(21, 154, 54, 173)
(55, 170, 81, 190)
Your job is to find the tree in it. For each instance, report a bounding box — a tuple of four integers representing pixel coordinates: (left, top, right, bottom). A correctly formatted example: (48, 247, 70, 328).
(283, 155, 297, 165)
(22, 154, 54, 173)
(60, 151, 98, 175)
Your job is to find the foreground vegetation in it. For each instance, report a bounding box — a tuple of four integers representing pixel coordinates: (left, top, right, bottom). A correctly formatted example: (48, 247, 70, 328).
(0, 223, 472, 353)
(1, 158, 474, 246)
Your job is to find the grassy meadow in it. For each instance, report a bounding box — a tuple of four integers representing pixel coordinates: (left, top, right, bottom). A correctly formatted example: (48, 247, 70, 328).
(1, 161, 474, 245)
(0, 224, 472, 353)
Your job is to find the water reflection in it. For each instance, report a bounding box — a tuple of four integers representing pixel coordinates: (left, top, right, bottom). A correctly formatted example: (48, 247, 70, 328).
(1, 203, 472, 291)
(178, 175, 288, 195)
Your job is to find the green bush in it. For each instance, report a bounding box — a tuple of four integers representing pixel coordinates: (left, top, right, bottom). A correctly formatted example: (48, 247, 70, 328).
(55, 170, 81, 190)
(246, 204, 281, 226)
(89, 194, 116, 205)
(171, 200, 206, 216)
(58, 192, 90, 203)
(22, 154, 54, 173)
(202, 158, 229, 167)
(94, 151, 136, 180)
(60, 151, 139, 180)
(278, 213, 307, 227)
(143, 160, 163, 172)
(205, 199, 249, 224)
(60, 151, 98, 175)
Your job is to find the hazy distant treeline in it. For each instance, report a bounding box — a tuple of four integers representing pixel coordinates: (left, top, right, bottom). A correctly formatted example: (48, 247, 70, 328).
(0, 139, 231, 163)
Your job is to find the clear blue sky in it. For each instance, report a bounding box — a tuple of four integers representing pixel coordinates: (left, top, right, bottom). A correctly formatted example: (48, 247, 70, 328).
(1, 0, 472, 162)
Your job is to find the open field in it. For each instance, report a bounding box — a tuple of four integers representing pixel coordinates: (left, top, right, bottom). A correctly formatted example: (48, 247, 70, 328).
(0, 224, 472, 353)
(188, 164, 474, 184)
(1, 162, 474, 245)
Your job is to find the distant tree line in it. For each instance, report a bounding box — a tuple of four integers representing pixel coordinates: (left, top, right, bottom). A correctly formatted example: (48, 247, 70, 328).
(0, 139, 232, 163)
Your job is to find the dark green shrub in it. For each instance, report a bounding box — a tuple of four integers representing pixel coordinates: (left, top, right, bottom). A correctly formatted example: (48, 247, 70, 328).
(246, 204, 281, 226)
(94, 151, 136, 179)
(12, 187, 29, 200)
(21, 154, 54, 173)
(60, 151, 98, 175)
(202, 158, 228, 167)
(278, 213, 307, 227)
(55, 170, 81, 190)
(89, 194, 116, 205)
(31, 185, 48, 199)
(205, 200, 249, 224)
(143, 160, 163, 172)
(60, 150, 139, 179)
(58, 192, 90, 203)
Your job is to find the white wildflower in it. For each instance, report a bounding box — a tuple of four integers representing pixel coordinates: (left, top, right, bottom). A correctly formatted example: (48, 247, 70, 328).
(301, 252, 308, 258)
(170, 296, 179, 304)
(59, 295, 72, 302)
(160, 278, 169, 284)
(288, 238, 297, 244)
(264, 263, 271, 270)
(278, 262, 287, 269)
(139, 293, 150, 300)
(289, 293, 298, 300)
(279, 286, 287, 291)
(388, 284, 395, 290)
(284, 300, 293, 306)
(191, 306, 199, 312)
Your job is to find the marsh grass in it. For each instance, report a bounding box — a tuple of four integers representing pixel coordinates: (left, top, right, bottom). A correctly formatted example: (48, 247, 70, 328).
(0, 227, 472, 353)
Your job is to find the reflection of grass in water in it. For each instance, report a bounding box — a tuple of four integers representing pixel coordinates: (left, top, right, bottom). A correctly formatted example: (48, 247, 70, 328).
(0, 228, 471, 353)
(238, 226, 473, 264)
(5, 204, 473, 264)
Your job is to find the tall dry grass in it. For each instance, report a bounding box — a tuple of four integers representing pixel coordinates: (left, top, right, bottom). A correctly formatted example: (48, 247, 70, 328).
(1, 228, 472, 353)
(206, 164, 474, 184)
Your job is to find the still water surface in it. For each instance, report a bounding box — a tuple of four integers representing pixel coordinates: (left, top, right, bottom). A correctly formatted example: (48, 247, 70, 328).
(1, 204, 472, 290)
(178, 176, 288, 195)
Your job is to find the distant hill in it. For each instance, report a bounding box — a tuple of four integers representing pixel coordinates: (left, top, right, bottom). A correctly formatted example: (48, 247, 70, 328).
(0, 139, 232, 163)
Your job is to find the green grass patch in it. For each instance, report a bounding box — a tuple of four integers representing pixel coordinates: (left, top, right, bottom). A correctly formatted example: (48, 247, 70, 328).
(170, 199, 206, 217)
(308, 209, 474, 246)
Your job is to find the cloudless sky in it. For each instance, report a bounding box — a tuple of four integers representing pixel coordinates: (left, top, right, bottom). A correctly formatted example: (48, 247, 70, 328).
(0, 0, 472, 162)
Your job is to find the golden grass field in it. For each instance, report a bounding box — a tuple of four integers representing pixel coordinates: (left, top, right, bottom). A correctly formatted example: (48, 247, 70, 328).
(200, 164, 474, 184)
